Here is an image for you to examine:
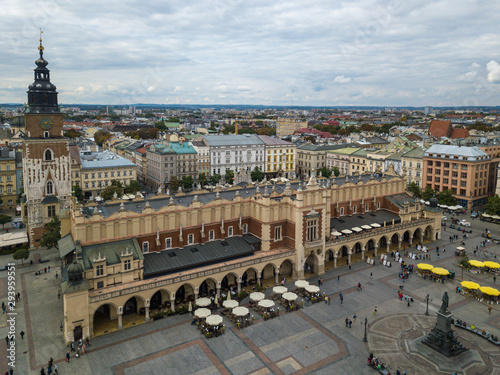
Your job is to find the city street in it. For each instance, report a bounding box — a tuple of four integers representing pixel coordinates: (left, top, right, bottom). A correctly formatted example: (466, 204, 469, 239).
(0, 211, 499, 375)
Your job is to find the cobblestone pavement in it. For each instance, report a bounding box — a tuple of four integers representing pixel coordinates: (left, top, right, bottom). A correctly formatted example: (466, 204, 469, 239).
(0, 213, 498, 375)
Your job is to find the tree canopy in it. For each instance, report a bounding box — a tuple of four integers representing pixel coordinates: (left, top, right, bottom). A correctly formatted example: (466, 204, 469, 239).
(13, 248, 30, 264)
(437, 189, 457, 206)
(181, 176, 193, 190)
(73, 185, 85, 202)
(251, 167, 264, 182)
(168, 176, 181, 192)
(101, 180, 124, 200)
(421, 186, 435, 201)
(225, 170, 234, 184)
(332, 166, 340, 177)
(94, 130, 113, 146)
(124, 180, 141, 194)
(407, 182, 421, 198)
(198, 173, 207, 187)
(485, 194, 500, 216)
(318, 166, 332, 178)
(209, 174, 221, 185)
(0, 214, 12, 228)
(40, 216, 61, 249)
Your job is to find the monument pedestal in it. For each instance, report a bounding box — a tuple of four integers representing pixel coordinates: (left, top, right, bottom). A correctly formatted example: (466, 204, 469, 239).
(422, 310, 468, 357)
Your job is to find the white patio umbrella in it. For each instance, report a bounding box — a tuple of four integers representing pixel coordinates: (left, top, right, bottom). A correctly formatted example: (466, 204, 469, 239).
(331, 231, 343, 236)
(196, 297, 211, 307)
(282, 292, 298, 301)
(232, 306, 250, 317)
(272, 286, 287, 294)
(223, 300, 238, 309)
(294, 280, 309, 288)
(361, 225, 372, 230)
(371, 223, 381, 228)
(258, 299, 275, 308)
(305, 285, 320, 293)
(194, 308, 211, 319)
(342, 229, 353, 234)
(249, 292, 265, 302)
(206, 314, 223, 326)
(351, 227, 362, 232)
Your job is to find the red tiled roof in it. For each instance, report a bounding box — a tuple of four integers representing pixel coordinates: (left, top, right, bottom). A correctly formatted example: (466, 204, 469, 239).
(450, 128, 470, 139)
(428, 120, 452, 138)
(293, 128, 334, 138)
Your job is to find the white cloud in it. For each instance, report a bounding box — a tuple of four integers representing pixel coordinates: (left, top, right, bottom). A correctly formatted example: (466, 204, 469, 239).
(333, 75, 352, 83)
(457, 71, 478, 82)
(487, 60, 500, 83)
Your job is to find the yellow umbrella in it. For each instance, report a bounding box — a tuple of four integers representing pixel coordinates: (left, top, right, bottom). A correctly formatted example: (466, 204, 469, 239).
(479, 286, 500, 296)
(460, 281, 480, 290)
(417, 263, 434, 270)
(432, 267, 450, 276)
(483, 261, 500, 269)
(468, 260, 485, 268)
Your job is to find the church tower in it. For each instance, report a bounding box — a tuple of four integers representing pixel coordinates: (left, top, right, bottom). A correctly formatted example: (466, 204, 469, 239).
(22, 35, 71, 248)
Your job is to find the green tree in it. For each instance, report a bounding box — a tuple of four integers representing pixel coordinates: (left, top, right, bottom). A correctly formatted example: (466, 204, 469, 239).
(225, 170, 235, 184)
(40, 216, 61, 249)
(421, 186, 435, 201)
(94, 130, 113, 146)
(222, 125, 235, 134)
(251, 167, 264, 182)
(198, 173, 208, 187)
(181, 176, 193, 190)
(73, 185, 85, 202)
(13, 248, 30, 264)
(124, 180, 141, 194)
(485, 194, 500, 216)
(63, 130, 83, 139)
(101, 180, 124, 200)
(0, 214, 12, 229)
(318, 166, 332, 178)
(407, 182, 421, 198)
(332, 166, 340, 177)
(155, 120, 167, 130)
(209, 174, 221, 185)
(437, 189, 457, 206)
(168, 176, 181, 192)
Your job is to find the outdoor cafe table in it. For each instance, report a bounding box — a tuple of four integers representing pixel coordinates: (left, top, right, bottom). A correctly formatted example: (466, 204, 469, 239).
(195, 297, 211, 307)
(222, 300, 238, 309)
(272, 286, 287, 294)
(194, 308, 211, 319)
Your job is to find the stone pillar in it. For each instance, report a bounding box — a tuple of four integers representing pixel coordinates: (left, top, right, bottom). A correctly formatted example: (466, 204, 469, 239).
(170, 295, 176, 312)
(117, 312, 123, 330)
(145, 306, 150, 322)
(386, 243, 390, 253)
(318, 262, 325, 275)
(237, 278, 242, 293)
(194, 292, 199, 301)
(374, 244, 378, 257)
(398, 240, 402, 251)
(257, 273, 261, 286)
(409, 238, 413, 247)
(275, 271, 280, 285)
(420, 234, 424, 244)
(334, 254, 337, 269)
(361, 245, 366, 260)
(348, 248, 352, 264)
(216, 285, 221, 299)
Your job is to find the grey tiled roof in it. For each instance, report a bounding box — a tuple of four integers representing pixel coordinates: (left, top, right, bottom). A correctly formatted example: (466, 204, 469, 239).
(330, 209, 400, 232)
(203, 134, 265, 146)
(80, 238, 144, 270)
(93, 174, 396, 218)
(143, 235, 258, 278)
(424, 145, 488, 160)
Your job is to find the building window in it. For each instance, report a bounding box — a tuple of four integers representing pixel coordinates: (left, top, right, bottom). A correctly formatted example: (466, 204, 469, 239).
(124, 259, 131, 271)
(306, 219, 318, 242)
(46, 180, 53, 195)
(228, 226, 233, 236)
(7, 186, 12, 194)
(44, 149, 53, 161)
(143, 241, 149, 253)
(242, 224, 248, 234)
(97, 281, 104, 288)
(209, 230, 214, 240)
(165, 238, 172, 249)
(95, 265, 104, 276)
(275, 226, 282, 241)
(48, 205, 56, 217)
(365, 204, 369, 211)
(377, 201, 381, 209)
(353, 206, 357, 214)
(188, 234, 194, 244)
(340, 207, 344, 216)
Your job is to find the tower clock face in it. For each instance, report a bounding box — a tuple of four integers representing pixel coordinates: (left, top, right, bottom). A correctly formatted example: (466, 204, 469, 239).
(39, 117, 53, 130)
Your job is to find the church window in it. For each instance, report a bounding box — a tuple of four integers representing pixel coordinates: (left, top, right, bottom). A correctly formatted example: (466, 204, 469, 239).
(46, 181, 54, 195)
(48, 205, 56, 217)
(44, 149, 53, 161)
(44, 131, 49, 138)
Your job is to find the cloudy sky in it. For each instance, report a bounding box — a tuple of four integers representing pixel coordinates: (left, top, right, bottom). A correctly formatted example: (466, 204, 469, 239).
(2, 0, 500, 106)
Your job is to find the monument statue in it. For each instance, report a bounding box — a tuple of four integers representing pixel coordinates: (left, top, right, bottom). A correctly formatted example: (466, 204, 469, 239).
(439, 292, 449, 313)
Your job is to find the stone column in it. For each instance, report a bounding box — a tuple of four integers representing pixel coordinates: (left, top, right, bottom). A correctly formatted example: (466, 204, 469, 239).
(257, 273, 261, 287)
(216, 285, 221, 299)
(398, 239, 402, 251)
(237, 278, 242, 293)
(386, 243, 390, 253)
(374, 244, 378, 257)
(348, 248, 352, 265)
(420, 234, 424, 245)
(145, 306, 150, 322)
(275, 271, 280, 285)
(334, 254, 337, 269)
(409, 238, 413, 247)
(170, 295, 176, 312)
(194, 292, 199, 301)
(361, 245, 366, 260)
(117, 312, 123, 330)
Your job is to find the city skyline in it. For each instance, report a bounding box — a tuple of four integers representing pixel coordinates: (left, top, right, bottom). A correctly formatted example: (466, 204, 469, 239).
(2, 0, 500, 107)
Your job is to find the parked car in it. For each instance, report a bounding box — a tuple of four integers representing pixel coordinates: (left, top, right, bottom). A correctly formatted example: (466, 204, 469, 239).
(459, 219, 471, 227)
(471, 212, 478, 218)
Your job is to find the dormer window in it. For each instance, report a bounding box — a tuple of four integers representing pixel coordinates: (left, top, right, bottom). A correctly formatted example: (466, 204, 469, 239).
(124, 259, 131, 271)
(95, 265, 104, 276)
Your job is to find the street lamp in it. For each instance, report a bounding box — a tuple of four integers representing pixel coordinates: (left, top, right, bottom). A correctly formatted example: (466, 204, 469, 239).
(363, 317, 368, 343)
(425, 294, 430, 316)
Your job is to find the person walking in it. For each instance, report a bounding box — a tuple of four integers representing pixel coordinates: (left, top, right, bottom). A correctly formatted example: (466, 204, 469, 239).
(20, 331, 24, 340)
(494, 276, 497, 283)
(374, 306, 378, 315)
(40, 368, 45, 375)
(488, 306, 492, 315)
(353, 314, 357, 323)
(339, 292, 343, 304)
(345, 318, 349, 327)
(53, 364, 58, 375)
(66, 352, 70, 362)
(348, 320, 352, 328)
(337, 275, 340, 283)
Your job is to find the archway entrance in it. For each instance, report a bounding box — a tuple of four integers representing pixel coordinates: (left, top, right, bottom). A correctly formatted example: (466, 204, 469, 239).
(424, 226, 434, 242)
(413, 228, 422, 246)
(379, 236, 388, 251)
(176, 284, 195, 304)
(199, 279, 217, 297)
(121, 296, 146, 329)
(93, 304, 118, 337)
(366, 239, 375, 257)
(279, 259, 294, 282)
(221, 273, 238, 293)
(242, 269, 258, 289)
(390, 233, 399, 251)
(325, 250, 335, 271)
(304, 253, 318, 275)
(150, 290, 169, 311)
(261, 264, 276, 287)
